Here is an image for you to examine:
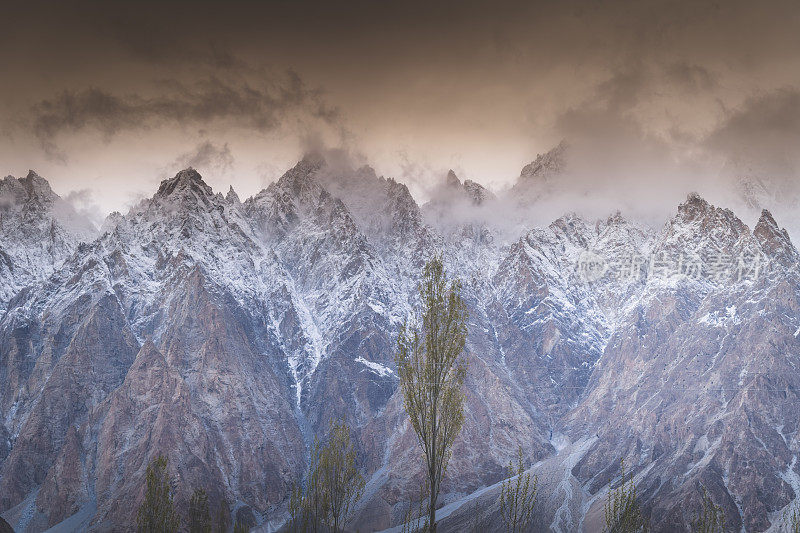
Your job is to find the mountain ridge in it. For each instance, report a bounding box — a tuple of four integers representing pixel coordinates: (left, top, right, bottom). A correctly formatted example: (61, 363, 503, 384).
(1, 160, 798, 532)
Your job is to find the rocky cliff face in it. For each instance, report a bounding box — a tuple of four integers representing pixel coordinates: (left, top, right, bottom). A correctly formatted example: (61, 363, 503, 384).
(0, 172, 96, 312)
(1, 157, 799, 532)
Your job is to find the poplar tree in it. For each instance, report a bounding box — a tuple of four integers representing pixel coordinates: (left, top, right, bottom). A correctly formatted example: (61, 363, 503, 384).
(500, 447, 538, 533)
(216, 499, 231, 533)
(136, 454, 180, 533)
(603, 459, 648, 533)
(188, 488, 211, 533)
(692, 487, 725, 533)
(396, 256, 469, 532)
(401, 481, 430, 533)
(289, 419, 363, 533)
(289, 438, 326, 533)
(318, 419, 365, 532)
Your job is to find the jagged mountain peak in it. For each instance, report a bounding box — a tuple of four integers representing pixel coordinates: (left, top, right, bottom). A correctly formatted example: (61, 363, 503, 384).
(24, 169, 46, 181)
(646, 193, 766, 286)
(1, 171, 97, 239)
(754, 208, 798, 265)
(434, 169, 494, 206)
(245, 157, 366, 248)
(1, 170, 58, 206)
(272, 156, 325, 196)
(100, 211, 125, 235)
(462, 179, 494, 205)
(550, 211, 586, 232)
(446, 169, 461, 187)
(594, 210, 649, 247)
(155, 167, 212, 198)
(0, 171, 98, 311)
(603, 210, 625, 226)
(20, 170, 56, 198)
(674, 192, 747, 235)
(109, 168, 263, 268)
(519, 140, 568, 182)
(755, 208, 782, 233)
(226, 185, 241, 204)
(544, 212, 593, 249)
(679, 191, 711, 214)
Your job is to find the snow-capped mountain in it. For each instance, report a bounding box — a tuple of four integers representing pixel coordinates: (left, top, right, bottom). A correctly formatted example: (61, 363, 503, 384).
(1, 155, 799, 533)
(0, 171, 97, 312)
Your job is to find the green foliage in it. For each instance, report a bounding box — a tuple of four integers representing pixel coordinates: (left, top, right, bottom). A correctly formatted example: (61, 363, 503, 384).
(401, 481, 430, 533)
(603, 459, 648, 533)
(136, 454, 180, 533)
(500, 447, 538, 533)
(318, 419, 365, 532)
(233, 519, 249, 533)
(188, 488, 212, 533)
(290, 437, 326, 533)
(216, 499, 231, 533)
(396, 257, 469, 532)
(289, 418, 365, 533)
(692, 486, 725, 533)
(289, 479, 307, 533)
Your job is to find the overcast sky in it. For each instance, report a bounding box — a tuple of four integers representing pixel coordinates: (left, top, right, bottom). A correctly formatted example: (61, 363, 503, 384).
(2, 0, 800, 221)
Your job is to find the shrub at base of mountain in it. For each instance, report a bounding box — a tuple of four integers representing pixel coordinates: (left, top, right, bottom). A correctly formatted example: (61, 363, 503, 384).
(216, 500, 232, 533)
(691, 487, 725, 533)
(400, 482, 431, 533)
(188, 489, 212, 533)
(499, 447, 538, 533)
(603, 460, 649, 533)
(136, 454, 180, 533)
(288, 418, 365, 533)
(135, 455, 235, 533)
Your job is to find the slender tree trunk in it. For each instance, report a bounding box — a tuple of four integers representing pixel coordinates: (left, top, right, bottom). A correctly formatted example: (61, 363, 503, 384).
(429, 390, 438, 532)
(429, 484, 436, 533)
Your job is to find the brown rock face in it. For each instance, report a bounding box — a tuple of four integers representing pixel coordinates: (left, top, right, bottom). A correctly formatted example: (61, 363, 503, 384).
(0, 294, 138, 512)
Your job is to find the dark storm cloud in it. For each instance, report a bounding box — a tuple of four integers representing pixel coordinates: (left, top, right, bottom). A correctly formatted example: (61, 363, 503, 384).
(3, 0, 800, 221)
(30, 72, 339, 158)
(170, 141, 235, 175)
(706, 89, 800, 159)
(594, 67, 649, 112)
(99, 12, 239, 69)
(663, 63, 718, 92)
(553, 64, 653, 141)
(698, 87, 800, 236)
